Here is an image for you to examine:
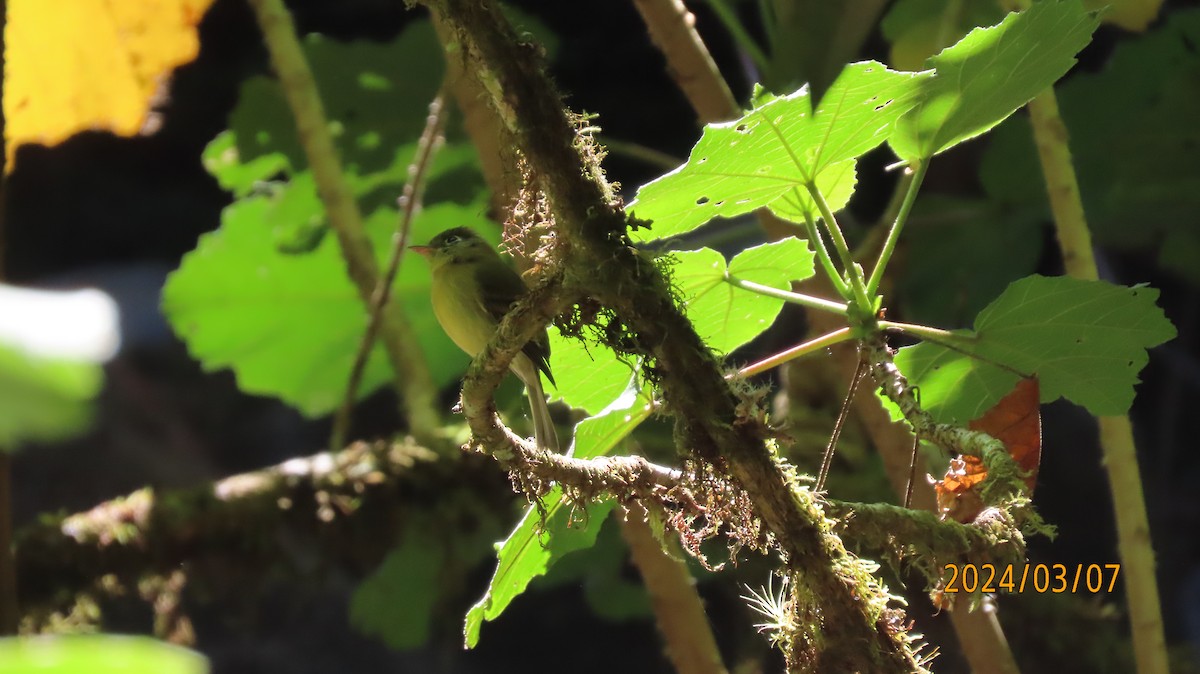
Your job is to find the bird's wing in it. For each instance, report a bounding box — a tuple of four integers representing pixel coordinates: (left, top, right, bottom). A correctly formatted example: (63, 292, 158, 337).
(475, 266, 556, 387)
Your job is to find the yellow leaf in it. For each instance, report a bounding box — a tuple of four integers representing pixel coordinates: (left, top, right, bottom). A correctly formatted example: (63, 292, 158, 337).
(3, 0, 215, 170)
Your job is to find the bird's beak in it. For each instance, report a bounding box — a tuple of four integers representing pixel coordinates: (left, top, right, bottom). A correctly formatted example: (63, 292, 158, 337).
(409, 245, 433, 258)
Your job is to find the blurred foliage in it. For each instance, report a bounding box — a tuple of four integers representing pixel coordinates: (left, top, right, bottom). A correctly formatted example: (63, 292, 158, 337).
(0, 635, 207, 674)
(0, 342, 103, 448)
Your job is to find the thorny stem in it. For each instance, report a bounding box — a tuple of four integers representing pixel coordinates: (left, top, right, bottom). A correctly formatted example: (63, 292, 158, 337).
(863, 334, 1032, 515)
(867, 159, 928, 296)
(331, 89, 448, 451)
(630, 0, 741, 123)
(727, 276, 849, 316)
(1026, 86, 1168, 674)
(246, 0, 440, 443)
(621, 502, 728, 674)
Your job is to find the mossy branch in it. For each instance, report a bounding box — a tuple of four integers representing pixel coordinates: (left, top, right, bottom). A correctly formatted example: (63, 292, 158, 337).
(419, 0, 923, 670)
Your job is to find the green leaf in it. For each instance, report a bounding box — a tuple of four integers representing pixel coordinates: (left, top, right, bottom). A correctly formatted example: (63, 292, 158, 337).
(669, 239, 816, 354)
(890, 0, 1099, 160)
(546, 331, 636, 415)
(163, 201, 490, 416)
(887, 275, 1175, 424)
(350, 527, 444, 651)
(0, 636, 207, 674)
(880, 0, 1005, 71)
(0, 342, 103, 447)
(227, 25, 446, 178)
(463, 388, 653, 648)
(629, 62, 930, 242)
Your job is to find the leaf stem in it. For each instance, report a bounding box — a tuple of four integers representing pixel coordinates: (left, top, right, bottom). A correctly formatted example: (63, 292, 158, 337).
(867, 159, 928, 296)
(806, 181, 872, 310)
(734, 327, 853, 378)
(877, 319, 963, 343)
(727, 275, 849, 315)
(799, 206, 851, 299)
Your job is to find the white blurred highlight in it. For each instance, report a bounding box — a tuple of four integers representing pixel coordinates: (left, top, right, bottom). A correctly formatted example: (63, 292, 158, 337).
(0, 284, 121, 362)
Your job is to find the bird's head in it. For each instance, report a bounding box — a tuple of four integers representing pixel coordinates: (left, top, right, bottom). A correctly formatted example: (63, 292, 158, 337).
(410, 227, 495, 271)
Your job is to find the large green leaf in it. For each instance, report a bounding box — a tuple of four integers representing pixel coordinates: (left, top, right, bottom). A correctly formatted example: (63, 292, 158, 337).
(629, 62, 930, 242)
(463, 386, 653, 648)
(163, 201, 490, 416)
(669, 238, 817, 354)
(889, 0, 1099, 161)
(886, 275, 1175, 424)
(0, 636, 206, 674)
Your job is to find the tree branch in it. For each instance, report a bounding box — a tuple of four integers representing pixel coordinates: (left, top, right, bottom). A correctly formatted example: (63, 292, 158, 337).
(420, 1, 923, 670)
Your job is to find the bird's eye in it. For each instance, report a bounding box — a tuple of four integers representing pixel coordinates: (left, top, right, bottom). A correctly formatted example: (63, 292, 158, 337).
(444, 234, 461, 245)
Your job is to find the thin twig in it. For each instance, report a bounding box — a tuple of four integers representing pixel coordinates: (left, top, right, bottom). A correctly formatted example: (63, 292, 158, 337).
(246, 0, 439, 443)
(734, 327, 853, 378)
(816, 352, 866, 493)
(331, 89, 448, 450)
(904, 433, 920, 509)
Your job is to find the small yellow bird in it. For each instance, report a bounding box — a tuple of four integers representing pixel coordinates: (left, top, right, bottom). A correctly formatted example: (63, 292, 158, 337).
(411, 227, 559, 452)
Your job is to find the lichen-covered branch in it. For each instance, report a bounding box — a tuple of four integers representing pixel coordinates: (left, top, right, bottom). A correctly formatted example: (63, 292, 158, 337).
(14, 441, 507, 620)
(419, 1, 923, 670)
(863, 334, 1031, 514)
(246, 0, 440, 443)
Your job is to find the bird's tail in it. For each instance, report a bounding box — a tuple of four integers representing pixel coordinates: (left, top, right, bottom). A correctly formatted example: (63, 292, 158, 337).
(524, 374, 560, 453)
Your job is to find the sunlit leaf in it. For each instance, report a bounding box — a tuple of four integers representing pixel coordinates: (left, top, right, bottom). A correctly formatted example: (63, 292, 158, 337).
(0, 635, 207, 674)
(163, 200, 489, 416)
(885, 275, 1175, 424)
(630, 62, 930, 242)
(669, 239, 817, 354)
(3, 0, 216, 169)
(546, 332, 636, 415)
(890, 0, 1099, 160)
(463, 387, 653, 648)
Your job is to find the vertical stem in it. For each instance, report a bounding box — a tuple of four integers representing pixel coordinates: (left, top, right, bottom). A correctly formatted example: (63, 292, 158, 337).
(331, 89, 448, 451)
(799, 207, 851, 299)
(630, 0, 740, 123)
(621, 503, 728, 674)
(246, 0, 440, 443)
(1027, 88, 1167, 674)
(866, 159, 928, 296)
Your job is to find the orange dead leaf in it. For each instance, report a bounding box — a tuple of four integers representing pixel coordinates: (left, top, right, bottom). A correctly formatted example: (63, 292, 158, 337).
(935, 377, 1041, 523)
(3, 0, 215, 169)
